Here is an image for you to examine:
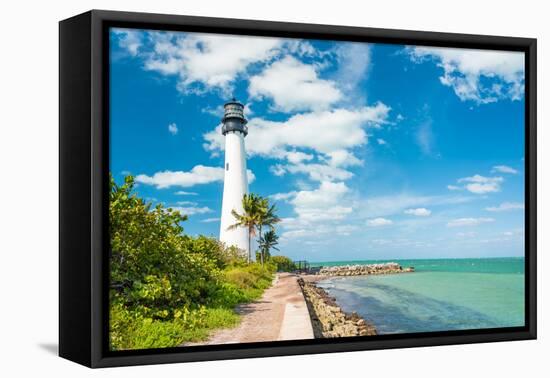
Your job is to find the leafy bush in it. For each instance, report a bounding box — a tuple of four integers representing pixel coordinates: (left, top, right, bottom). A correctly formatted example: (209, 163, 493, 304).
(206, 265, 272, 309)
(225, 264, 274, 289)
(110, 302, 240, 350)
(109, 175, 295, 350)
(270, 255, 297, 272)
(110, 176, 222, 318)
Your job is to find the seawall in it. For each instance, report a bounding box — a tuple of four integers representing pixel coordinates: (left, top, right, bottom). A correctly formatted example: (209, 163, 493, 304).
(298, 278, 377, 338)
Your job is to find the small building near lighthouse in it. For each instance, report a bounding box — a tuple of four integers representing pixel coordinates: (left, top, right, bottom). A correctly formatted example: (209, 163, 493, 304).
(219, 99, 250, 258)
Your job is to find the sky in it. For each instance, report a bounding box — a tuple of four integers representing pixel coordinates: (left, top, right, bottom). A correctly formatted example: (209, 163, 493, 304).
(109, 28, 526, 262)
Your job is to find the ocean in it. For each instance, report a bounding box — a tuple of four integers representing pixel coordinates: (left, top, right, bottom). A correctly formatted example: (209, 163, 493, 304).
(313, 257, 525, 334)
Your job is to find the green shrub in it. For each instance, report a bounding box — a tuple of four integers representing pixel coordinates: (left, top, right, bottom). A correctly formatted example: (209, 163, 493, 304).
(207, 282, 250, 308)
(108, 175, 289, 350)
(109, 176, 223, 315)
(221, 264, 273, 301)
(110, 302, 240, 350)
(270, 255, 297, 272)
(224, 269, 258, 290)
(225, 264, 274, 287)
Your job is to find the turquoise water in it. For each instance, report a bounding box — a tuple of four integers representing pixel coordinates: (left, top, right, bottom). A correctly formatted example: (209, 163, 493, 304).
(315, 257, 525, 334)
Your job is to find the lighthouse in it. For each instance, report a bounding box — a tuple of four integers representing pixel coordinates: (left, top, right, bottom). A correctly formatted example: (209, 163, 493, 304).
(219, 99, 250, 258)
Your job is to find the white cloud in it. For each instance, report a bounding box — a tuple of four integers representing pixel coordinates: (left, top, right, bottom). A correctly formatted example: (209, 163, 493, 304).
(457, 174, 503, 194)
(136, 165, 224, 189)
(447, 185, 462, 191)
(135, 165, 254, 188)
(324, 150, 363, 168)
(115, 30, 330, 95)
(274, 162, 354, 182)
(169, 205, 213, 216)
(201, 105, 225, 118)
(270, 164, 286, 177)
(280, 222, 358, 241)
(456, 231, 477, 238)
(454, 228, 524, 245)
(408, 46, 524, 104)
(280, 181, 353, 240)
(404, 208, 432, 216)
(358, 193, 472, 219)
(291, 181, 352, 222)
(416, 118, 434, 156)
(279, 228, 316, 240)
(249, 55, 342, 112)
(332, 42, 371, 100)
(492, 165, 519, 174)
(367, 217, 393, 227)
(174, 191, 198, 196)
(269, 191, 298, 201)
(486, 202, 525, 212)
(246, 169, 256, 184)
(377, 138, 387, 145)
(447, 217, 495, 227)
(285, 150, 314, 164)
(372, 238, 392, 245)
(200, 217, 220, 223)
(143, 32, 282, 94)
(204, 104, 390, 157)
(114, 28, 142, 56)
(367, 238, 435, 249)
(176, 200, 197, 205)
(270, 150, 361, 184)
(285, 40, 319, 57)
(501, 228, 524, 238)
(168, 122, 178, 135)
(463, 183, 500, 194)
(335, 225, 360, 236)
(205, 105, 385, 189)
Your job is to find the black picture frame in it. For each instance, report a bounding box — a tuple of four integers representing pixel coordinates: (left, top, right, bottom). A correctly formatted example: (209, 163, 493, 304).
(59, 9, 537, 368)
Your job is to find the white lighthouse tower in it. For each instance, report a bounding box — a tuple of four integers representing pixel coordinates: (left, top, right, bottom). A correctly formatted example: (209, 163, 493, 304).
(219, 99, 250, 258)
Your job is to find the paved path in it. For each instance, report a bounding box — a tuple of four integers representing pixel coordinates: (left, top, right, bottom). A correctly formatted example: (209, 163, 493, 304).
(187, 273, 313, 345)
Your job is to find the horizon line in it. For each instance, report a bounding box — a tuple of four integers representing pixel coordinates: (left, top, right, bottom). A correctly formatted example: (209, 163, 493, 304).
(306, 256, 524, 264)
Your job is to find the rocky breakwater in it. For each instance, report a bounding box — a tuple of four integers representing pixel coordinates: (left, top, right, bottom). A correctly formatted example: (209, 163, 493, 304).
(318, 262, 414, 277)
(298, 278, 377, 338)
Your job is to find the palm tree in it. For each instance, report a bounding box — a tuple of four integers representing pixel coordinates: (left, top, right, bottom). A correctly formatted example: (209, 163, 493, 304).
(258, 230, 279, 262)
(227, 194, 262, 263)
(256, 201, 281, 265)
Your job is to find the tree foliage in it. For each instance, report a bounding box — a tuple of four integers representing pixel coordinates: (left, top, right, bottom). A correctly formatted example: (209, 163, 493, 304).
(227, 193, 263, 262)
(258, 229, 280, 262)
(108, 175, 288, 350)
(270, 255, 297, 272)
(256, 199, 281, 265)
(228, 193, 281, 264)
(110, 175, 221, 316)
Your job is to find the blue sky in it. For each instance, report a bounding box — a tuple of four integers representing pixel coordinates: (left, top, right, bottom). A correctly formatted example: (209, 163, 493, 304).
(110, 28, 525, 262)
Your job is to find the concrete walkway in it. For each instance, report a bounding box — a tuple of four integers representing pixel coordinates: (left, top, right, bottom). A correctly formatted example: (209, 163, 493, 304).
(187, 273, 314, 345)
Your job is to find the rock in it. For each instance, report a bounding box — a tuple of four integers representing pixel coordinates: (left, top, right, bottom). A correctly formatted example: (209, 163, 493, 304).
(298, 278, 377, 338)
(318, 262, 414, 277)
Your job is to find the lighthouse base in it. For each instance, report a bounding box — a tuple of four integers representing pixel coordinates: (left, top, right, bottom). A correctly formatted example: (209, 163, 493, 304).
(220, 227, 250, 260)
